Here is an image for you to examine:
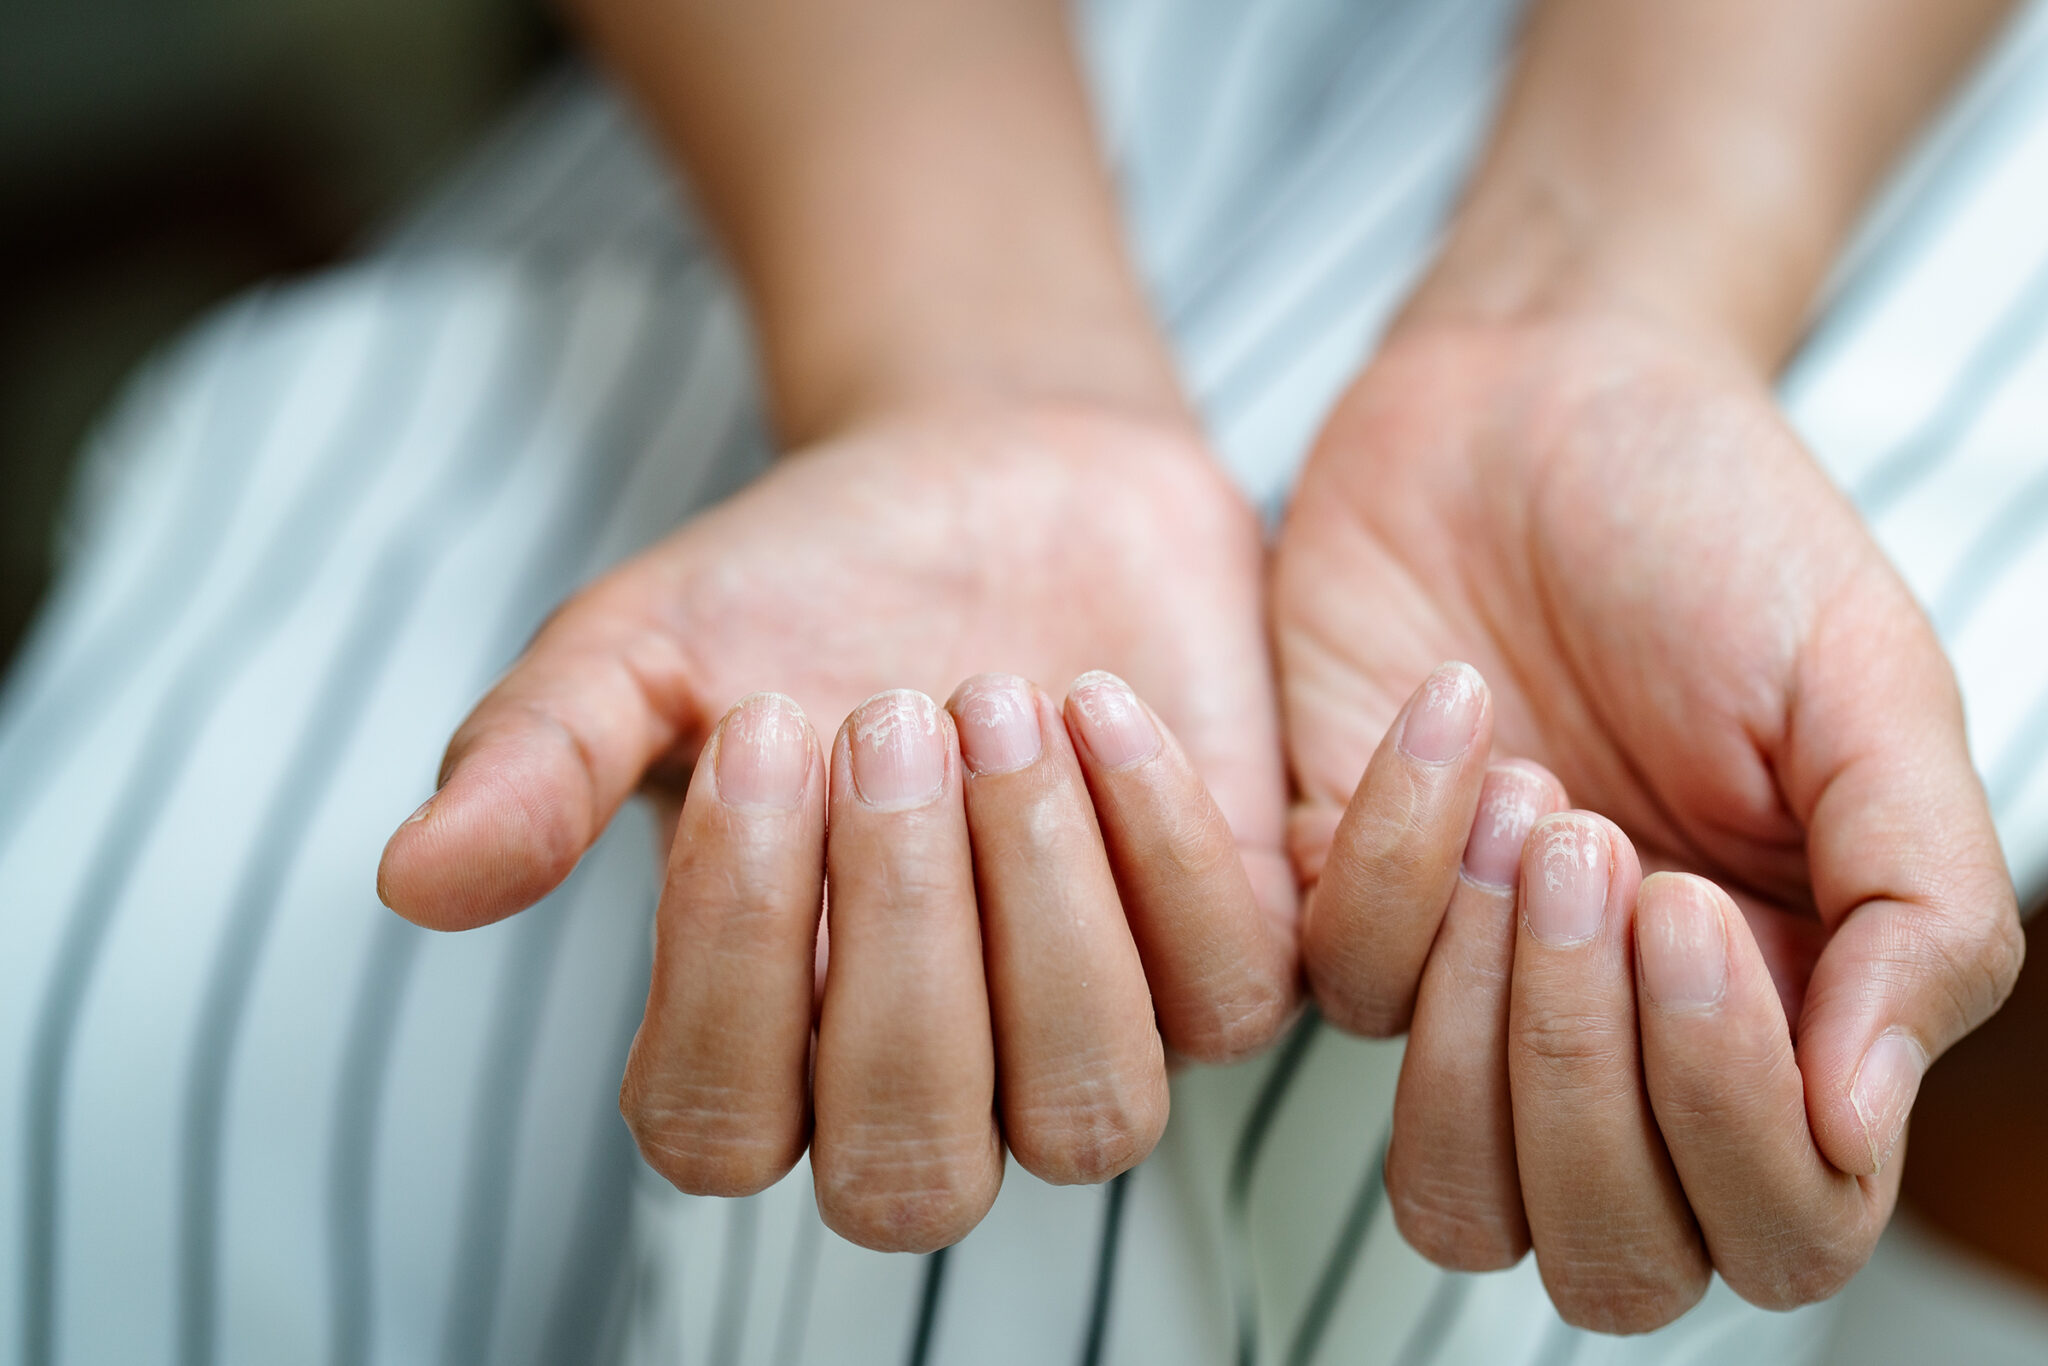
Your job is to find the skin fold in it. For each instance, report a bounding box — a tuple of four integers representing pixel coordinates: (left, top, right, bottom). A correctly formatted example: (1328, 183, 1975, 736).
(377, 0, 2026, 1328)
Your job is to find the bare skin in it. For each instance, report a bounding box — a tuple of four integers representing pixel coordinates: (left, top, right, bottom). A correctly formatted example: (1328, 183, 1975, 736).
(380, 0, 2027, 1322)
(1283, 0, 2023, 1331)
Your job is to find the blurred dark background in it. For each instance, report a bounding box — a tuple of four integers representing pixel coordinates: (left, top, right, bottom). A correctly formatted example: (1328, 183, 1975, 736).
(1, 0, 565, 674)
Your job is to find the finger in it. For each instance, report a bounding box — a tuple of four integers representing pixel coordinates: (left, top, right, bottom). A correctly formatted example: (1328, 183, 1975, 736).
(620, 693, 825, 1197)
(1635, 872, 1894, 1309)
(378, 570, 703, 930)
(1510, 812, 1708, 1332)
(1064, 671, 1295, 1063)
(948, 675, 1168, 1183)
(1779, 606, 2025, 1176)
(1303, 662, 1494, 1037)
(1387, 761, 1564, 1270)
(812, 690, 1002, 1252)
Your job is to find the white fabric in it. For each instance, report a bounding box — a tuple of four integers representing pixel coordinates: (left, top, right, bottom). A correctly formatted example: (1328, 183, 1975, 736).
(4, 1, 2048, 1363)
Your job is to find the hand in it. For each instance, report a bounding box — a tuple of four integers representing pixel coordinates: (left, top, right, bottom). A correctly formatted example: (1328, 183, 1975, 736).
(1273, 312, 2023, 1330)
(377, 402, 1298, 1250)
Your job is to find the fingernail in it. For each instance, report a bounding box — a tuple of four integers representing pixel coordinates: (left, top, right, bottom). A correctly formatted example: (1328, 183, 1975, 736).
(1068, 671, 1160, 769)
(847, 690, 947, 808)
(402, 793, 436, 828)
(1851, 1030, 1928, 1172)
(1399, 661, 1484, 764)
(950, 674, 1043, 775)
(1638, 875, 1727, 1009)
(1523, 814, 1609, 946)
(715, 692, 811, 809)
(1461, 765, 1549, 887)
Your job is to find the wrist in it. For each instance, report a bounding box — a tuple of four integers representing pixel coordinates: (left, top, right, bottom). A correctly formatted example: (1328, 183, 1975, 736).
(760, 272, 1191, 448)
(1388, 0, 2013, 376)
(1393, 156, 1836, 377)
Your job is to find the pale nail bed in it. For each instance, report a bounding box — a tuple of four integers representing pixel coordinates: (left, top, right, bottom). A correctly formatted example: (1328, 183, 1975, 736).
(847, 690, 948, 808)
(1068, 671, 1161, 769)
(1523, 814, 1609, 946)
(716, 692, 811, 809)
(951, 675, 1043, 775)
(1400, 661, 1484, 764)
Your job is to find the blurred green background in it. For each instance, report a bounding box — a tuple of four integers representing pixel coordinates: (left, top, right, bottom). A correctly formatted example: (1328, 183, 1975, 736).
(0, 0, 561, 672)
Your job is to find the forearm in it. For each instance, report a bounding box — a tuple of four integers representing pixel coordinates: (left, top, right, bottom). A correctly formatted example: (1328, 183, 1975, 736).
(567, 0, 1182, 444)
(1402, 0, 2016, 370)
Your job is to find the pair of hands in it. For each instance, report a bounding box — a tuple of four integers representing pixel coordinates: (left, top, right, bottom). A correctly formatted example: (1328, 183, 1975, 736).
(378, 309, 2021, 1331)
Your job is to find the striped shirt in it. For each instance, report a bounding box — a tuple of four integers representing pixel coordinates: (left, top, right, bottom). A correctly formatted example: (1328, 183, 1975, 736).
(3, 1, 2047, 1362)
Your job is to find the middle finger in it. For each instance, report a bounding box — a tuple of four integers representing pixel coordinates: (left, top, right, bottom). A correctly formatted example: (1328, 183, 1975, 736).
(1509, 812, 1708, 1332)
(812, 690, 1003, 1252)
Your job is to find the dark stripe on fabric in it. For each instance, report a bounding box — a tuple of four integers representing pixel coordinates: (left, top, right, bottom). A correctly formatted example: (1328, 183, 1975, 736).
(706, 1198, 761, 1366)
(1078, 1169, 1135, 1366)
(439, 884, 587, 1366)
(538, 946, 658, 1366)
(509, 96, 643, 257)
(1159, 0, 1416, 323)
(170, 267, 587, 1365)
(1931, 460, 2048, 634)
(1388, 1273, 1469, 1366)
(378, 65, 592, 254)
(769, 1197, 824, 1366)
(1791, 14, 2048, 374)
(431, 271, 718, 1366)
(1282, 1128, 1390, 1366)
(327, 917, 422, 1366)
(1166, 0, 1496, 329)
(0, 292, 292, 857)
(904, 1249, 951, 1366)
(315, 262, 702, 1364)
(164, 280, 452, 1366)
(1528, 1318, 1581, 1366)
(16, 282, 405, 1366)
(1227, 1012, 1322, 1366)
(309, 261, 585, 1360)
(1851, 250, 2048, 516)
(1199, 91, 1485, 422)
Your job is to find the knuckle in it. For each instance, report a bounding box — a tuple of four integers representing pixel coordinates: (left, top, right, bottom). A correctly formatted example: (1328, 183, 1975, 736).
(1169, 979, 1299, 1061)
(811, 1138, 995, 1253)
(813, 1127, 999, 1254)
(1303, 951, 1413, 1039)
(1545, 1257, 1710, 1335)
(1728, 1241, 1867, 1311)
(1513, 1010, 1635, 1084)
(1721, 1220, 1876, 1310)
(1386, 1165, 1528, 1272)
(1005, 1072, 1169, 1186)
(1976, 903, 2027, 1013)
(621, 1073, 802, 1198)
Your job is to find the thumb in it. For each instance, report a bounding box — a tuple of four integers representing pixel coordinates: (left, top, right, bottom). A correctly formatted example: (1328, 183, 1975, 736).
(1784, 591, 2023, 1176)
(377, 563, 709, 931)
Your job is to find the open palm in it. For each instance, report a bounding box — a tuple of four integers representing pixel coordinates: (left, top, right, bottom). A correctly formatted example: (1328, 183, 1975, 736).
(1274, 311, 2020, 1326)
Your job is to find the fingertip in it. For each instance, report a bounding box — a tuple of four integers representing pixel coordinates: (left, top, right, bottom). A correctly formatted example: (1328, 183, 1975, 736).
(376, 759, 585, 931)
